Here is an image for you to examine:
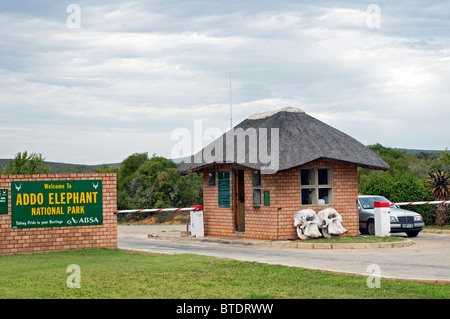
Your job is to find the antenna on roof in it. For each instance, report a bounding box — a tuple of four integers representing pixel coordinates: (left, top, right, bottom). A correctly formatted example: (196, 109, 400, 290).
(229, 72, 232, 128)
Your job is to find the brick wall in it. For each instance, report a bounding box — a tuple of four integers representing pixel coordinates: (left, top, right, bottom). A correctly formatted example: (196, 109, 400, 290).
(0, 173, 117, 255)
(203, 164, 236, 237)
(202, 160, 359, 240)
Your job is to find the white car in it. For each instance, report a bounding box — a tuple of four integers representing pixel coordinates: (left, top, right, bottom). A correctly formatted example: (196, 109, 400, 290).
(358, 195, 424, 237)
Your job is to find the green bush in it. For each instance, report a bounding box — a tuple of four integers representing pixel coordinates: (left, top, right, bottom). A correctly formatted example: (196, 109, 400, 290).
(105, 153, 202, 223)
(358, 170, 435, 224)
(358, 145, 450, 225)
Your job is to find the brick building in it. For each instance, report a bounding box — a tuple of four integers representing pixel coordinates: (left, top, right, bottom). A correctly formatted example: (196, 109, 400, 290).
(178, 107, 389, 240)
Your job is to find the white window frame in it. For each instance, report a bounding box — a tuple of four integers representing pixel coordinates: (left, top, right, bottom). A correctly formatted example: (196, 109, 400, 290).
(300, 168, 334, 206)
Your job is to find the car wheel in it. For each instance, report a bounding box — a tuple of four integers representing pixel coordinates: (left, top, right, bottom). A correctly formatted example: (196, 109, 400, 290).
(367, 220, 375, 236)
(406, 230, 420, 237)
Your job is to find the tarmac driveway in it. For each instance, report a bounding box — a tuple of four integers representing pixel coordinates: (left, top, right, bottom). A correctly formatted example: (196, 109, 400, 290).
(117, 225, 450, 283)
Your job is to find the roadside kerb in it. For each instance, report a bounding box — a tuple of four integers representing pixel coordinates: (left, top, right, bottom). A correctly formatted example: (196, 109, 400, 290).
(147, 233, 412, 249)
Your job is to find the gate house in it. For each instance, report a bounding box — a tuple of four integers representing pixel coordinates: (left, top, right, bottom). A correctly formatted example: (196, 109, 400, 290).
(178, 108, 389, 240)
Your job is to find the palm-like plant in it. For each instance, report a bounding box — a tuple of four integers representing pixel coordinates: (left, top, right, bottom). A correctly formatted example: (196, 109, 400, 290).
(427, 170, 450, 226)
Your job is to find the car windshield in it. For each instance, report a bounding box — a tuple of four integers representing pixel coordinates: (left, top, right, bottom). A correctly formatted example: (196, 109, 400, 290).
(359, 196, 390, 209)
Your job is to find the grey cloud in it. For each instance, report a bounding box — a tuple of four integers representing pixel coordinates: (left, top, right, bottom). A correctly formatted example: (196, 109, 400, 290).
(0, 0, 449, 164)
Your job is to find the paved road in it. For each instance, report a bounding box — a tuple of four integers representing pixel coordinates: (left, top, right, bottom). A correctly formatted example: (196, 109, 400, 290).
(118, 225, 450, 283)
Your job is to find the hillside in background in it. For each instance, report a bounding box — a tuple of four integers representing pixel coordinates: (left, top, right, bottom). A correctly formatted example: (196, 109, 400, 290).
(0, 159, 120, 174)
(395, 148, 445, 154)
(0, 147, 446, 174)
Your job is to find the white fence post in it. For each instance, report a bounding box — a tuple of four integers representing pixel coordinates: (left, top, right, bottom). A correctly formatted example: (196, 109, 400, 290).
(190, 210, 204, 237)
(374, 201, 391, 237)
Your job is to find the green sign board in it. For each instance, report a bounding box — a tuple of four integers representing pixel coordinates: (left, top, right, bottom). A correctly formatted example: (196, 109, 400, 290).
(0, 189, 8, 215)
(11, 180, 103, 229)
(264, 191, 270, 206)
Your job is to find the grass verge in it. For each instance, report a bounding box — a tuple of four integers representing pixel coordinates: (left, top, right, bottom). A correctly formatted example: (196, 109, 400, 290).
(0, 248, 448, 299)
(425, 225, 450, 231)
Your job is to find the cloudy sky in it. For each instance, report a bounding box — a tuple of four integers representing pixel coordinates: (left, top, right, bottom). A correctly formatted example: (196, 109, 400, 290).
(1, 0, 449, 165)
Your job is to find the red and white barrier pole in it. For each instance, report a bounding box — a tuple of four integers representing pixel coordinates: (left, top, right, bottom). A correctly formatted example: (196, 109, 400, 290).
(390, 201, 449, 206)
(114, 205, 205, 238)
(114, 205, 203, 214)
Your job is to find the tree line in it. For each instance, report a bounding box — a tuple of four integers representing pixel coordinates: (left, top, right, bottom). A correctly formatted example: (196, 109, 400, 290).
(94, 153, 203, 209)
(95, 153, 202, 222)
(2, 145, 449, 225)
(358, 144, 449, 225)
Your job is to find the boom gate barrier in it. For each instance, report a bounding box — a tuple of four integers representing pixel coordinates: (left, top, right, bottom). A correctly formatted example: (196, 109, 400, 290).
(115, 205, 204, 237)
(389, 200, 449, 206)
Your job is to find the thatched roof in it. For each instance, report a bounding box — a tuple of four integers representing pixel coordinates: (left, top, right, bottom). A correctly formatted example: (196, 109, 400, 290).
(177, 107, 389, 174)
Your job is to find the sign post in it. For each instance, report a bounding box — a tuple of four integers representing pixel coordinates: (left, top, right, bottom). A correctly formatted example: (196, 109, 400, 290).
(11, 180, 103, 229)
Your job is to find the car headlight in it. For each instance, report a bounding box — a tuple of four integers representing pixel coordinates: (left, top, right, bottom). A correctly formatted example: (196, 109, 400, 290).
(414, 215, 423, 221)
(390, 216, 398, 222)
